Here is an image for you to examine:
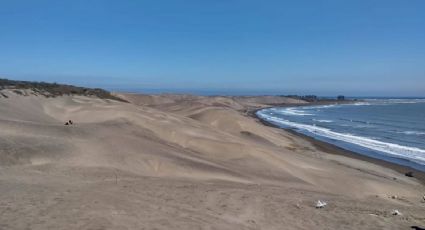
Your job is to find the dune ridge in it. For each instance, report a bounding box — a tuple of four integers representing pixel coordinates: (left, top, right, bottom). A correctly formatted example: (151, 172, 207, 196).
(1, 89, 424, 229)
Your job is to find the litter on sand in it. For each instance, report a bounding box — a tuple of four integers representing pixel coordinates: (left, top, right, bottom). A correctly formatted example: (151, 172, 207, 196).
(391, 210, 402, 216)
(315, 200, 327, 208)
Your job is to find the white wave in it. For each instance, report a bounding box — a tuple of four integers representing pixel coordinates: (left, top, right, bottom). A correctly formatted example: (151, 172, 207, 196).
(272, 107, 313, 116)
(386, 99, 425, 104)
(397, 131, 425, 136)
(364, 99, 425, 105)
(313, 119, 333, 123)
(257, 110, 425, 166)
(309, 104, 338, 109)
(352, 102, 371, 106)
(299, 104, 341, 111)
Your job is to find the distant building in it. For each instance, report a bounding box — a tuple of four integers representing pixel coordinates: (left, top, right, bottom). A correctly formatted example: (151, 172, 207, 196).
(337, 95, 345, 101)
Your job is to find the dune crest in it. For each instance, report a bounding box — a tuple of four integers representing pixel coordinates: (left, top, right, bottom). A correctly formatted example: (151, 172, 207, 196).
(1, 90, 424, 229)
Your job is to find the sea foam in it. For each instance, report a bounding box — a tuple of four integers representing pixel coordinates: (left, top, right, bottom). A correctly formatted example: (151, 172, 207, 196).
(271, 107, 313, 116)
(257, 110, 425, 166)
(313, 119, 333, 123)
(398, 131, 425, 136)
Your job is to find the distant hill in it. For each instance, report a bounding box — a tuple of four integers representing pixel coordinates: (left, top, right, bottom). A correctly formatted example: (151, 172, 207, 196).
(0, 78, 127, 102)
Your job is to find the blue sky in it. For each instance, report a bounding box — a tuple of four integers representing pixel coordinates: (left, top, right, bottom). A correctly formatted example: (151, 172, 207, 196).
(1, 0, 424, 96)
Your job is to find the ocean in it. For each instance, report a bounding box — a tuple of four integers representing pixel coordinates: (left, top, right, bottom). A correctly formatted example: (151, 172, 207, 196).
(256, 99, 425, 171)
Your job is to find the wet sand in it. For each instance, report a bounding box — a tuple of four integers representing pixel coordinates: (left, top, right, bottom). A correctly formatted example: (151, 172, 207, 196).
(252, 107, 425, 184)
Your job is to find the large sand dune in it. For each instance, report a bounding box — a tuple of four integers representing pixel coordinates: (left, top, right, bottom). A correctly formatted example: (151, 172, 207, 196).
(1, 90, 424, 229)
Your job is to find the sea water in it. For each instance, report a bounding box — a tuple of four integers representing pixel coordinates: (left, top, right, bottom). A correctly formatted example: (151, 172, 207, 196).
(256, 99, 425, 171)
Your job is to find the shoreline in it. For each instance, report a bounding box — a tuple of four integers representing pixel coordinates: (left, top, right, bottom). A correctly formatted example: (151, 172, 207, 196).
(251, 106, 425, 185)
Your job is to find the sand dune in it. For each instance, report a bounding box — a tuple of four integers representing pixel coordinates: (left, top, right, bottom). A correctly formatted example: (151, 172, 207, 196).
(1, 90, 424, 229)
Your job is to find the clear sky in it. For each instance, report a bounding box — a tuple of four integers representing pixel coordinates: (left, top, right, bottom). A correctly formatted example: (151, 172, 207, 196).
(1, 0, 424, 96)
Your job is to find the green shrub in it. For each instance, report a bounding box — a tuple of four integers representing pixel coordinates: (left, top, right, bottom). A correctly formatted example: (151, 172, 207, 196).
(0, 78, 127, 102)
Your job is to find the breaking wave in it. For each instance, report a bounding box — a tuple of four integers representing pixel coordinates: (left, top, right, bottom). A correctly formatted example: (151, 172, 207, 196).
(396, 131, 425, 136)
(364, 98, 425, 105)
(270, 107, 313, 116)
(257, 110, 425, 166)
(313, 119, 333, 123)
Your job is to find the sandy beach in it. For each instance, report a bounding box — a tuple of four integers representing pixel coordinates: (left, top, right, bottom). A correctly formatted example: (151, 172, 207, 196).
(1, 89, 424, 230)
(253, 110, 425, 184)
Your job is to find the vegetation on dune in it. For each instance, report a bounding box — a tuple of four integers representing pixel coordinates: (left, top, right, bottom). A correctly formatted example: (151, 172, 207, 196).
(0, 78, 127, 102)
(284, 94, 353, 102)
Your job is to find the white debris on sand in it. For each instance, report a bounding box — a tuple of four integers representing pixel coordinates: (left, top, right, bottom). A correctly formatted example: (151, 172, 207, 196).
(316, 200, 327, 209)
(391, 210, 402, 216)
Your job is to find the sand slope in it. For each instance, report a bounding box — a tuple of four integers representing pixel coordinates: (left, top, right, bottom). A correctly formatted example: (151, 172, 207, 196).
(0, 90, 424, 229)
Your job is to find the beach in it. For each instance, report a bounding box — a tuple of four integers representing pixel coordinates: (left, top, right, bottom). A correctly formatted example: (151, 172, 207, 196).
(1, 89, 424, 230)
(252, 109, 425, 184)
